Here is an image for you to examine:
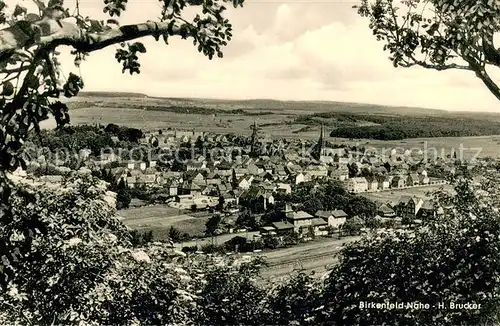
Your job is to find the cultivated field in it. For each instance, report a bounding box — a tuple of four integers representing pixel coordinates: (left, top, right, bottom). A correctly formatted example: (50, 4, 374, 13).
(119, 205, 211, 238)
(46, 93, 500, 160)
(62, 105, 500, 159)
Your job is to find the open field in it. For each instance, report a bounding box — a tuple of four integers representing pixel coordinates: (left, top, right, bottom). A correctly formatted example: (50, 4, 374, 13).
(256, 236, 362, 281)
(55, 105, 500, 160)
(119, 205, 211, 238)
(360, 184, 455, 204)
(40, 93, 500, 160)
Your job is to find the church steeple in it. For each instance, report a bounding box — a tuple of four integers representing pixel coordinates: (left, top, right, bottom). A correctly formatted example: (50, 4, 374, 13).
(250, 121, 259, 157)
(313, 124, 325, 160)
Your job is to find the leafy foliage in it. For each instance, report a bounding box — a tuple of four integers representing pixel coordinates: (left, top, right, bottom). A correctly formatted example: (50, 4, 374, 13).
(355, 0, 500, 100)
(0, 0, 245, 180)
(289, 180, 377, 218)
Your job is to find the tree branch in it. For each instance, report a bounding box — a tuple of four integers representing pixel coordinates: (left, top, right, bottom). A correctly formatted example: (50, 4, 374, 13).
(482, 34, 500, 68)
(1, 64, 30, 76)
(467, 57, 500, 101)
(400, 60, 472, 71)
(0, 18, 190, 63)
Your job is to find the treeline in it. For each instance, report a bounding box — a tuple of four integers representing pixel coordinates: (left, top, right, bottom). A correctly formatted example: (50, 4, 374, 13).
(291, 111, 500, 140)
(27, 124, 143, 156)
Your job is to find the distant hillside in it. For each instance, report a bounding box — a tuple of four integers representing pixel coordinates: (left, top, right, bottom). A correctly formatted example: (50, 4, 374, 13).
(78, 91, 148, 98)
(73, 91, 500, 120)
(74, 92, 448, 116)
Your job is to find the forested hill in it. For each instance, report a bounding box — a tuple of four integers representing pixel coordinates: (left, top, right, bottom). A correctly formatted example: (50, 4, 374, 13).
(327, 113, 500, 140)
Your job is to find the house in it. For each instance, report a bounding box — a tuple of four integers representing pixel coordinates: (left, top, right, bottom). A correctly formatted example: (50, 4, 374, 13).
(40, 175, 63, 183)
(246, 162, 260, 175)
(237, 177, 252, 190)
(305, 165, 328, 178)
(286, 210, 315, 232)
(186, 160, 205, 171)
(329, 168, 348, 181)
(408, 173, 420, 186)
(276, 183, 292, 195)
(365, 176, 379, 191)
(234, 167, 249, 177)
(271, 221, 294, 235)
(79, 149, 92, 160)
(260, 226, 277, 236)
(185, 171, 206, 186)
(311, 218, 329, 236)
(215, 161, 233, 176)
(221, 192, 237, 205)
(181, 182, 203, 196)
(347, 177, 368, 193)
(419, 174, 430, 185)
(126, 176, 137, 188)
(295, 172, 310, 184)
(377, 176, 390, 190)
(148, 156, 158, 168)
(260, 193, 275, 211)
(259, 171, 275, 182)
(391, 175, 406, 188)
(135, 174, 156, 187)
(395, 196, 424, 218)
(417, 200, 439, 220)
(430, 177, 446, 185)
(100, 152, 119, 163)
(378, 203, 396, 217)
(315, 210, 333, 220)
(126, 160, 139, 170)
(206, 173, 222, 185)
(330, 209, 348, 228)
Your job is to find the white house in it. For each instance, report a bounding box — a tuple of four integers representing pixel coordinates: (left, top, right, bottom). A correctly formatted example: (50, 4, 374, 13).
(347, 177, 368, 193)
(238, 177, 252, 190)
(276, 183, 292, 195)
(329, 209, 348, 228)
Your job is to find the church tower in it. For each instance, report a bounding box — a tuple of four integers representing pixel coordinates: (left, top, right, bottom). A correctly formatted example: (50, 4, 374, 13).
(313, 124, 325, 160)
(250, 121, 259, 157)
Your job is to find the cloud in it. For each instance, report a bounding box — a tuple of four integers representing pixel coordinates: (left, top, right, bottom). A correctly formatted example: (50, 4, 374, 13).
(50, 0, 500, 111)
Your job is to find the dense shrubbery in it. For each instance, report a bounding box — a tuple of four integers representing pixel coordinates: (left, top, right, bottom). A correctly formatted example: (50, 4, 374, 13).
(3, 171, 500, 324)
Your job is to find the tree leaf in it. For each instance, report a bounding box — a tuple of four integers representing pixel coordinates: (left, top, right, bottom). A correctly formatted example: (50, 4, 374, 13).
(89, 20, 103, 32)
(13, 4, 27, 17)
(33, 0, 46, 11)
(2, 81, 14, 96)
(132, 42, 147, 53)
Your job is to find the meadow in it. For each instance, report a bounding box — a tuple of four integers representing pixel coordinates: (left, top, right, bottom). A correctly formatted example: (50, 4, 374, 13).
(119, 205, 211, 239)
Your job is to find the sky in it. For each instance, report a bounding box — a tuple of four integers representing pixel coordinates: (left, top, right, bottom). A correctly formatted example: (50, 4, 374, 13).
(52, 0, 500, 112)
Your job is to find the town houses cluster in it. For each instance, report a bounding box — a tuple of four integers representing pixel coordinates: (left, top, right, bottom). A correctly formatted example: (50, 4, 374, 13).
(12, 123, 476, 242)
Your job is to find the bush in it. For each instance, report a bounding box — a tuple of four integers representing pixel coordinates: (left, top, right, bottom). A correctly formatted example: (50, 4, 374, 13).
(321, 178, 500, 325)
(181, 246, 198, 254)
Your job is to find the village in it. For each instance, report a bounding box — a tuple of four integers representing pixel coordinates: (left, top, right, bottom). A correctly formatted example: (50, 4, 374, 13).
(13, 122, 484, 253)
